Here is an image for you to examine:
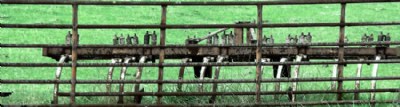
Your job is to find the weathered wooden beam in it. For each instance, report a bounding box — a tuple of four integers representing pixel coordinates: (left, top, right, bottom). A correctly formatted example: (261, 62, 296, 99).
(43, 47, 399, 60)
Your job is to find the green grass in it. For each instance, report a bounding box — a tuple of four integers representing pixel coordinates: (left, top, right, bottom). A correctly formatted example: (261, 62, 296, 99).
(1, 0, 400, 106)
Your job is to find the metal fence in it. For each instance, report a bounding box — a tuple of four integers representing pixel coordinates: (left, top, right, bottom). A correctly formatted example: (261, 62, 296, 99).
(1, 0, 400, 106)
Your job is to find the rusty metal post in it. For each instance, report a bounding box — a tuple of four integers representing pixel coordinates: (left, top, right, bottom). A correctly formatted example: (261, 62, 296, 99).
(117, 57, 133, 104)
(157, 5, 167, 104)
(70, 3, 79, 104)
(255, 4, 263, 104)
(337, 3, 346, 101)
(209, 56, 224, 103)
(177, 58, 189, 92)
(52, 55, 67, 104)
(354, 58, 364, 100)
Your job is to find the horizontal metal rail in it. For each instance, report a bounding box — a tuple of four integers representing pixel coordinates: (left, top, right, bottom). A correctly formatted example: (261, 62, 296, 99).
(57, 88, 399, 96)
(1, 60, 400, 67)
(2, 77, 400, 84)
(1, 0, 400, 5)
(2, 41, 400, 48)
(1, 22, 400, 29)
(3, 100, 398, 107)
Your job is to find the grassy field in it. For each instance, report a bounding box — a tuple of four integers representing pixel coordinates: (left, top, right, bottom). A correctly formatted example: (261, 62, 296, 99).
(1, 0, 400, 106)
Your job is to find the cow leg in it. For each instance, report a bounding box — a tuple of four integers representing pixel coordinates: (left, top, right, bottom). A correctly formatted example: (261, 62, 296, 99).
(291, 55, 303, 102)
(199, 57, 211, 92)
(177, 58, 189, 92)
(331, 59, 338, 90)
(274, 58, 288, 100)
(209, 56, 225, 103)
(370, 56, 381, 102)
(260, 58, 268, 86)
(117, 57, 133, 104)
(354, 58, 364, 100)
(52, 55, 67, 104)
(106, 58, 119, 93)
(133, 56, 147, 104)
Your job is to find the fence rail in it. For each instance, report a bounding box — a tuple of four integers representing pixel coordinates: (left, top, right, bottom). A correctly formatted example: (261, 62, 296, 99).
(1, 41, 400, 48)
(1, 0, 400, 5)
(2, 22, 400, 29)
(2, 60, 400, 67)
(2, 77, 400, 84)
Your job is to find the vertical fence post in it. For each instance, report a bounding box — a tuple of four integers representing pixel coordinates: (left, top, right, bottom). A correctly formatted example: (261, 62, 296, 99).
(70, 3, 79, 104)
(157, 5, 167, 104)
(255, 4, 263, 104)
(337, 3, 346, 101)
